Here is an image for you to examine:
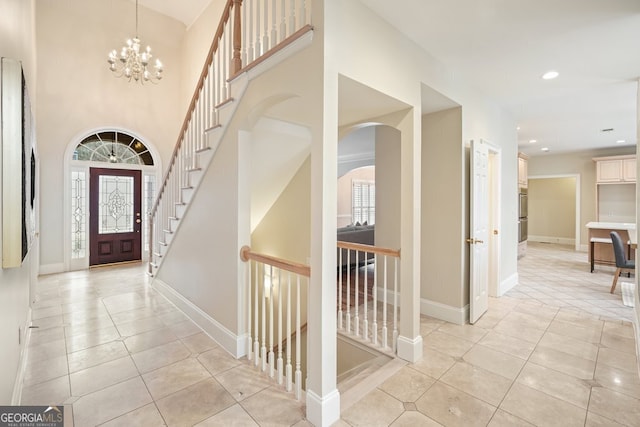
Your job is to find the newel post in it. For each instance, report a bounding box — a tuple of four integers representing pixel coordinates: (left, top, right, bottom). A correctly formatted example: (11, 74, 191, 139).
(232, 0, 243, 75)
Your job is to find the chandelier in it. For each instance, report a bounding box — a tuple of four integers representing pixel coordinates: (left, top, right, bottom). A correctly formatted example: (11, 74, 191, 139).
(107, 0, 163, 84)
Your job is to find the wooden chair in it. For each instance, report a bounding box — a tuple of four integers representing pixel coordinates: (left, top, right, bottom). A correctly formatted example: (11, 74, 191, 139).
(610, 231, 635, 294)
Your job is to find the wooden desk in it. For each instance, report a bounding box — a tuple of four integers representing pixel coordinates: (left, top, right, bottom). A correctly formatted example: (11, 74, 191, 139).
(586, 222, 636, 272)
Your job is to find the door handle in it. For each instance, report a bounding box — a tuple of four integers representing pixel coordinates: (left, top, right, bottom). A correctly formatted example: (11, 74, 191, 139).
(136, 219, 141, 224)
(466, 238, 484, 244)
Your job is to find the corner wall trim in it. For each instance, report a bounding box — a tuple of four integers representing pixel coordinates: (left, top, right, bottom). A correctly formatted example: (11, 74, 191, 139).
(420, 298, 468, 325)
(152, 278, 246, 357)
(500, 272, 519, 296)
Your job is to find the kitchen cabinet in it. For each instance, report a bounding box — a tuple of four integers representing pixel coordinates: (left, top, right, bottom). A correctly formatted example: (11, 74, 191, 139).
(594, 155, 636, 183)
(518, 153, 528, 188)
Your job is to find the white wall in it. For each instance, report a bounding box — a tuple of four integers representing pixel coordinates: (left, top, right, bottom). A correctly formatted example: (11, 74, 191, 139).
(326, 0, 518, 319)
(0, 0, 38, 404)
(35, 0, 185, 271)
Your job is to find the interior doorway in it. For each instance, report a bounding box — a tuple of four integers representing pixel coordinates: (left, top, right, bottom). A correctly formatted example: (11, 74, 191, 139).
(527, 175, 580, 250)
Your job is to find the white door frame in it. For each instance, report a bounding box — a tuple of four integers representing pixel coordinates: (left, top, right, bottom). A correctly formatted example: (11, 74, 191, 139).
(62, 127, 162, 272)
(487, 142, 502, 298)
(527, 174, 581, 251)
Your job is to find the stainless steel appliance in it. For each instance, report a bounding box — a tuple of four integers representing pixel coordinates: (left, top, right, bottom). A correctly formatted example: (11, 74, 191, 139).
(518, 188, 528, 243)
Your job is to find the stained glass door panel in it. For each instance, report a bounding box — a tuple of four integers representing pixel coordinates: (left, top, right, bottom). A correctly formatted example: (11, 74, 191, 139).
(89, 168, 141, 265)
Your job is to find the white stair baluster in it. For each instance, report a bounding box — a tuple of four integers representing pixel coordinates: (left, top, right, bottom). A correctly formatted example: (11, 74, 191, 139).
(277, 268, 283, 385)
(382, 255, 388, 349)
(393, 257, 398, 352)
(254, 261, 259, 367)
(268, 265, 275, 378)
(372, 253, 378, 345)
(261, 264, 267, 372)
(346, 249, 351, 334)
(337, 247, 343, 330)
(363, 252, 369, 341)
(295, 275, 301, 400)
(354, 250, 359, 336)
(286, 271, 292, 392)
(280, 0, 286, 42)
(246, 259, 252, 360)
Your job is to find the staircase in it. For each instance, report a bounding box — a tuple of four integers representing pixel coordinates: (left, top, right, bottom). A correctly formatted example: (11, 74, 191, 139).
(148, 0, 312, 275)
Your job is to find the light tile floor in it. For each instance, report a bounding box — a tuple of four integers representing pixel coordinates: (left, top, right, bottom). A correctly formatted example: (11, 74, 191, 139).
(21, 243, 640, 426)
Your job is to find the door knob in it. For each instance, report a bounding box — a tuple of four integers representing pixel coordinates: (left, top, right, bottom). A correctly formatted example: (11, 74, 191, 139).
(136, 219, 141, 224)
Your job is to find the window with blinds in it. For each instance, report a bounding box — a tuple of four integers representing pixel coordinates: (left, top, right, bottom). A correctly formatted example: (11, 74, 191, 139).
(352, 180, 375, 225)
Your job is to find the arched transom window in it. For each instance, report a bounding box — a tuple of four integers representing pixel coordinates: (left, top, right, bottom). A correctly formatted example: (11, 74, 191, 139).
(72, 131, 154, 165)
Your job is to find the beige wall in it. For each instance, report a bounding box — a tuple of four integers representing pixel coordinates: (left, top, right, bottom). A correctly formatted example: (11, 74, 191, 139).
(252, 158, 311, 264)
(422, 107, 464, 307)
(528, 146, 635, 247)
(375, 125, 401, 250)
(0, 0, 38, 404)
(528, 177, 576, 241)
(35, 0, 186, 269)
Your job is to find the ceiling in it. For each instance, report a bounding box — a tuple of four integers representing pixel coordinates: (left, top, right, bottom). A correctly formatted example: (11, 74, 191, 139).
(360, 0, 640, 156)
(140, 0, 640, 157)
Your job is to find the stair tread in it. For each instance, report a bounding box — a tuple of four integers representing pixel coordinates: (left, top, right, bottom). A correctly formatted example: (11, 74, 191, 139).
(215, 97, 235, 109)
(204, 125, 222, 134)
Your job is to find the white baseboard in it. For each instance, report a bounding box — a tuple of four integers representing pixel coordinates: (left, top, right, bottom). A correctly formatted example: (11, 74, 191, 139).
(12, 308, 33, 405)
(528, 235, 575, 245)
(39, 263, 64, 275)
(306, 388, 340, 427)
(420, 298, 468, 325)
(578, 244, 589, 252)
(500, 272, 519, 296)
(152, 278, 246, 358)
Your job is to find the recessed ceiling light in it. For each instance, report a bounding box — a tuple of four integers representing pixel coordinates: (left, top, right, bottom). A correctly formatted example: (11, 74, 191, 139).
(616, 139, 626, 144)
(529, 139, 537, 144)
(517, 126, 521, 131)
(541, 147, 550, 152)
(542, 70, 559, 80)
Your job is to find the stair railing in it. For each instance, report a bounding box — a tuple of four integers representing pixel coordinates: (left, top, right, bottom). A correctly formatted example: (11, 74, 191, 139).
(240, 245, 309, 400)
(148, 0, 312, 274)
(337, 241, 401, 354)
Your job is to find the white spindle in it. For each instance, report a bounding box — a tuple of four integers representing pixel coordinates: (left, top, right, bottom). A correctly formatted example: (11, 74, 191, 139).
(263, 0, 269, 51)
(271, 0, 277, 48)
(246, 259, 252, 360)
(286, 271, 292, 392)
(393, 257, 398, 351)
(261, 263, 267, 372)
(300, 0, 307, 26)
(289, 0, 295, 36)
(338, 248, 343, 330)
(363, 254, 369, 341)
(346, 250, 351, 334)
(382, 255, 388, 349)
(254, 261, 259, 367)
(268, 265, 275, 378)
(295, 275, 301, 400)
(354, 250, 359, 336)
(248, 0, 254, 62)
(255, 0, 262, 56)
(277, 269, 283, 385)
(372, 254, 378, 345)
(280, 0, 286, 42)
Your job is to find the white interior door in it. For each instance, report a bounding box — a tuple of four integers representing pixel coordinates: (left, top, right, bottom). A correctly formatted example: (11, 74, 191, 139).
(470, 139, 489, 323)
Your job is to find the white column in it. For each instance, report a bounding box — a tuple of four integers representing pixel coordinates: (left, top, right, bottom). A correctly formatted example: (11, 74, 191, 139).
(397, 107, 423, 362)
(306, 63, 340, 426)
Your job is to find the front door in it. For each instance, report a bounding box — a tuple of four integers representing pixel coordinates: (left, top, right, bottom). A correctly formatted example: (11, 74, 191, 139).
(89, 168, 142, 266)
(469, 139, 490, 323)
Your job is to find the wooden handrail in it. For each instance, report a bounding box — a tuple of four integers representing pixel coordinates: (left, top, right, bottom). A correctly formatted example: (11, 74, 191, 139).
(240, 245, 310, 277)
(336, 241, 400, 258)
(151, 0, 237, 215)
